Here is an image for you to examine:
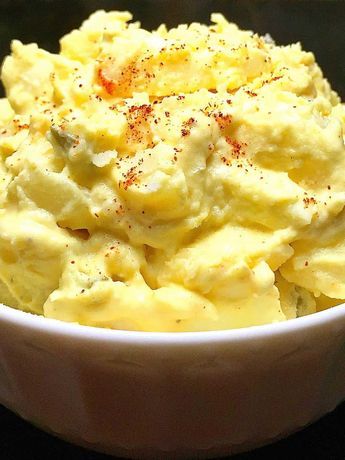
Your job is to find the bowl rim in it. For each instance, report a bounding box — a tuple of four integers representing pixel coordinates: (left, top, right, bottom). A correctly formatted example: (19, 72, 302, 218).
(1, 301, 345, 346)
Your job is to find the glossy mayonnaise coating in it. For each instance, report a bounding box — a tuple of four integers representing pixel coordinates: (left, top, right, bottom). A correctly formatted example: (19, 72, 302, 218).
(0, 11, 344, 331)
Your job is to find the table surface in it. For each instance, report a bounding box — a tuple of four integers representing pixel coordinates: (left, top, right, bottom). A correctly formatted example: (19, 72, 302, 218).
(1, 402, 345, 459)
(1, 1, 344, 458)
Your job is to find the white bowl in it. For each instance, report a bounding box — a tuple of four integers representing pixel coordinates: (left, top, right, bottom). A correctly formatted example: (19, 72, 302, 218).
(1, 303, 345, 459)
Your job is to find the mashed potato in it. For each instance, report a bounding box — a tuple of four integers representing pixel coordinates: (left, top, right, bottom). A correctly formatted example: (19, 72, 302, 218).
(0, 11, 344, 331)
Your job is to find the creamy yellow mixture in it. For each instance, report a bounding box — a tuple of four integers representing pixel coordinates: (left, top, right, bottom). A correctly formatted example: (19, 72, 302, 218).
(0, 11, 345, 331)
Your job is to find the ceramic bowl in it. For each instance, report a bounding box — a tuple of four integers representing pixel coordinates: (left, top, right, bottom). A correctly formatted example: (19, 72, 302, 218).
(1, 302, 345, 459)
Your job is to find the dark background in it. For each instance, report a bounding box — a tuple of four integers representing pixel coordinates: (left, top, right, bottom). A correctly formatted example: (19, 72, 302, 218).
(0, 1, 345, 458)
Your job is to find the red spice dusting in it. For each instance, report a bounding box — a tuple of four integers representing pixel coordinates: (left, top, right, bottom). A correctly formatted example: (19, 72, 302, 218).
(13, 119, 29, 131)
(120, 166, 140, 190)
(221, 156, 231, 166)
(262, 75, 283, 87)
(185, 117, 195, 126)
(303, 197, 317, 208)
(129, 104, 153, 117)
(18, 123, 29, 130)
(214, 112, 232, 130)
(181, 117, 195, 137)
(225, 137, 246, 159)
(97, 68, 117, 95)
(126, 104, 153, 146)
(245, 90, 258, 97)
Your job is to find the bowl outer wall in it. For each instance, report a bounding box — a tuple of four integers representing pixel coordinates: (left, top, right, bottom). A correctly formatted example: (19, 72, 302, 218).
(1, 303, 345, 458)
